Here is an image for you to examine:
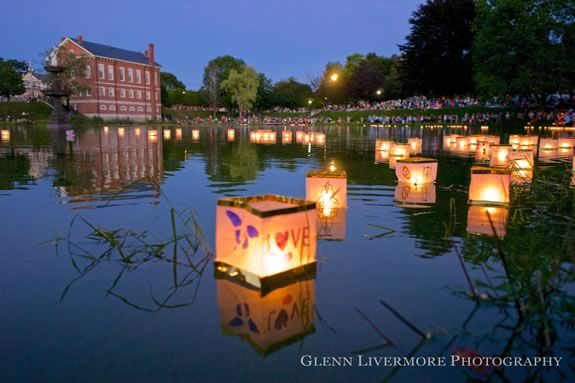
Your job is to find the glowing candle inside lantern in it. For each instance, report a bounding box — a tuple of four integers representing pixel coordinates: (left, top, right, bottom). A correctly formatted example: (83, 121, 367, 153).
(408, 137, 422, 154)
(395, 157, 438, 186)
(295, 131, 305, 143)
(163, 129, 171, 140)
(306, 169, 347, 211)
(443, 135, 462, 150)
(540, 138, 558, 151)
(147, 129, 158, 143)
(558, 137, 575, 149)
(375, 139, 393, 152)
(375, 150, 389, 164)
(192, 129, 200, 141)
(468, 166, 511, 206)
(175, 128, 183, 141)
(118, 127, 125, 137)
(489, 144, 512, 168)
(281, 130, 292, 144)
(227, 129, 235, 142)
(509, 150, 534, 170)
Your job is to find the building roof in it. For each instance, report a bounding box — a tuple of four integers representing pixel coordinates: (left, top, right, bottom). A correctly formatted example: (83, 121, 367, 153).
(70, 37, 160, 66)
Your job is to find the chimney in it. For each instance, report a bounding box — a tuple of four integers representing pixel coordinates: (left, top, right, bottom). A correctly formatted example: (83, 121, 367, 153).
(77, 35, 83, 45)
(148, 43, 155, 66)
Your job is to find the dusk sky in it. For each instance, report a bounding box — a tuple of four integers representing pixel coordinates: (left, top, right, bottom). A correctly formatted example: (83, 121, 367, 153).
(1, 0, 424, 89)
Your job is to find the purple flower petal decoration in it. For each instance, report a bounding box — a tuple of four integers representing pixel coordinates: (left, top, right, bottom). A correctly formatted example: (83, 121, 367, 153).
(246, 225, 259, 238)
(248, 319, 259, 334)
(242, 237, 249, 249)
(235, 229, 241, 244)
(229, 317, 244, 327)
(226, 210, 242, 227)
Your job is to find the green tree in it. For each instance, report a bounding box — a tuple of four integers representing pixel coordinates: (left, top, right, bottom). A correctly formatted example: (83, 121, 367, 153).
(160, 72, 185, 106)
(0, 58, 28, 73)
(0, 61, 25, 101)
(201, 56, 245, 111)
(221, 66, 260, 118)
(473, 0, 575, 98)
(399, 0, 475, 96)
(271, 77, 313, 109)
(254, 73, 274, 111)
(316, 62, 347, 104)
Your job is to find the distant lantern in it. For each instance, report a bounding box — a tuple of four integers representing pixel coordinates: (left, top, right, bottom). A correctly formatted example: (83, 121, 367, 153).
(408, 137, 423, 154)
(282, 130, 292, 144)
(509, 134, 521, 149)
(489, 144, 512, 168)
(375, 139, 393, 152)
(455, 136, 470, 149)
(558, 137, 575, 149)
(467, 206, 509, 238)
(509, 150, 534, 170)
(227, 129, 235, 142)
(215, 195, 317, 288)
(389, 143, 410, 169)
(468, 135, 484, 146)
(540, 138, 558, 151)
(394, 183, 436, 208)
(475, 141, 491, 162)
(163, 129, 172, 140)
(395, 157, 438, 186)
(147, 129, 158, 143)
(295, 131, 305, 143)
(175, 128, 183, 141)
(481, 125, 489, 131)
(483, 135, 501, 145)
(215, 276, 315, 355)
(192, 129, 200, 141)
(443, 134, 462, 150)
(375, 149, 389, 164)
(1, 129, 10, 143)
(250, 129, 276, 144)
(118, 127, 125, 138)
(135, 128, 141, 137)
(468, 166, 511, 206)
(306, 168, 347, 212)
(103, 126, 109, 134)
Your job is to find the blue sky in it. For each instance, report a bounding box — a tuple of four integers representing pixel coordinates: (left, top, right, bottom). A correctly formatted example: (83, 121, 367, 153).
(1, 0, 423, 89)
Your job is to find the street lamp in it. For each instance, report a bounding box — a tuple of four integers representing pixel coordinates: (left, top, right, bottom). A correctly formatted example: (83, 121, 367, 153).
(376, 89, 382, 96)
(308, 99, 313, 106)
(330, 73, 339, 82)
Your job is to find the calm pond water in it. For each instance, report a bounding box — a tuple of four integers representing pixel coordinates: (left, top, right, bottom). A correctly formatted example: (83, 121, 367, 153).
(0, 124, 574, 383)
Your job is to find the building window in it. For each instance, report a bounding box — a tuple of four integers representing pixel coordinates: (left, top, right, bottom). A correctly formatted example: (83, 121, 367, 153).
(145, 71, 150, 85)
(120, 88, 126, 98)
(98, 86, 105, 96)
(155, 72, 158, 86)
(119, 67, 125, 81)
(98, 64, 105, 79)
(146, 91, 151, 100)
(136, 69, 142, 84)
(128, 89, 134, 99)
(127, 68, 133, 82)
(107, 65, 114, 81)
(136, 90, 142, 99)
(108, 87, 114, 97)
(85, 65, 91, 79)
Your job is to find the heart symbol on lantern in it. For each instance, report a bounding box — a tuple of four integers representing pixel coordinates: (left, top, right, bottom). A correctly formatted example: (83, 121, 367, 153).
(275, 231, 289, 250)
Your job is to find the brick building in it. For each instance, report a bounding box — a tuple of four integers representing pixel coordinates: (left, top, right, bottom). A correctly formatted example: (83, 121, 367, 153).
(50, 36, 161, 121)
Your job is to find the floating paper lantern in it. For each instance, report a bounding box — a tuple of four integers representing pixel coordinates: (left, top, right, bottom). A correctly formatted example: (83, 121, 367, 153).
(282, 130, 292, 144)
(468, 166, 511, 206)
(489, 144, 512, 168)
(1, 129, 10, 143)
(103, 126, 109, 134)
(509, 150, 534, 170)
(163, 129, 171, 140)
(175, 128, 183, 141)
(295, 131, 305, 143)
(192, 129, 200, 141)
(483, 135, 501, 145)
(408, 138, 423, 154)
(455, 136, 470, 149)
(443, 134, 462, 150)
(558, 137, 575, 149)
(250, 129, 276, 144)
(395, 157, 438, 185)
(467, 206, 508, 238)
(215, 195, 317, 288)
(118, 127, 125, 138)
(306, 168, 347, 210)
(375, 150, 389, 164)
(468, 135, 485, 145)
(147, 129, 158, 143)
(312, 132, 326, 146)
(475, 141, 491, 162)
(390, 143, 410, 158)
(135, 128, 141, 137)
(216, 276, 315, 355)
(394, 183, 436, 208)
(481, 125, 489, 131)
(375, 139, 393, 152)
(227, 129, 235, 142)
(540, 138, 558, 151)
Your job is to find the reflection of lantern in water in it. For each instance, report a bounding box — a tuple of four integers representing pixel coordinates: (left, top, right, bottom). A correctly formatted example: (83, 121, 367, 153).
(306, 169, 347, 211)
(469, 166, 511, 206)
(395, 157, 437, 185)
(215, 195, 317, 288)
(103, 126, 109, 134)
(489, 144, 512, 168)
(250, 129, 276, 144)
(375, 149, 389, 164)
(540, 138, 558, 151)
(467, 206, 508, 238)
(375, 139, 393, 152)
(175, 128, 183, 141)
(1, 129, 10, 143)
(135, 128, 141, 137)
(192, 129, 200, 141)
(481, 125, 489, 131)
(227, 129, 235, 142)
(215, 276, 315, 355)
(147, 129, 158, 143)
(408, 137, 422, 154)
(163, 129, 171, 140)
(394, 183, 436, 208)
(118, 127, 125, 137)
(558, 137, 575, 149)
(316, 207, 346, 241)
(282, 130, 292, 144)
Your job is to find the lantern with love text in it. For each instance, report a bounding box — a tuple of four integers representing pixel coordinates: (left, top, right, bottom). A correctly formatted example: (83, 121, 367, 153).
(489, 144, 512, 168)
(394, 183, 436, 208)
(163, 129, 171, 140)
(216, 276, 315, 355)
(467, 206, 508, 238)
(395, 157, 438, 186)
(282, 130, 293, 144)
(408, 138, 423, 154)
(306, 169, 347, 210)
(250, 130, 277, 144)
(215, 195, 317, 290)
(147, 129, 158, 143)
(1, 129, 10, 143)
(468, 166, 511, 206)
(192, 129, 200, 141)
(227, 129, 235, 142)
(540, 138, 558, 151)
(375, 139, 393, 152)
(558, 137, 575, 149)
